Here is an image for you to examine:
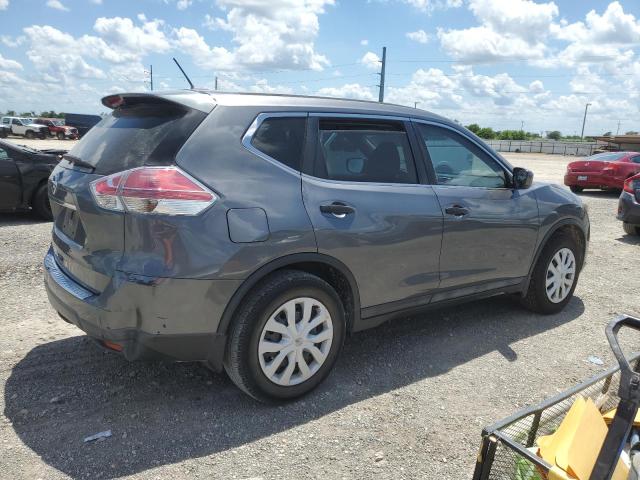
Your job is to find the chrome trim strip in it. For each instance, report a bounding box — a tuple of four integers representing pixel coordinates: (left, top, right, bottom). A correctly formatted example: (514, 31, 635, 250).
(44, 252, 94, 300)
(309, 112, 409, 122)
(410, 118, 514, 176)
(241, 112, 308, 176)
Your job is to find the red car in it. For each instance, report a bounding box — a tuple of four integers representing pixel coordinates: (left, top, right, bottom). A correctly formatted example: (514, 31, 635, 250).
(564, 151, 640, 193)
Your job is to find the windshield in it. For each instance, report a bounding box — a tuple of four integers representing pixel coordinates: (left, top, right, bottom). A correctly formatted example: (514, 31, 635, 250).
(588, 152, 627, 161)
(52, 120, 64, 126)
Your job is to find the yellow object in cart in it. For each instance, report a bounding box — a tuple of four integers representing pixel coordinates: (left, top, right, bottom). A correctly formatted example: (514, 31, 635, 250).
(603, 407, 640, 427)
(536, 396, 629, 479)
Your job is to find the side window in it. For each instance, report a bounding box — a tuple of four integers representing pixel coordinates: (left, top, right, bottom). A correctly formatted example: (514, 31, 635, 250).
(631, 155, 640, 164)
(0, 148, 9, 161)
(1, 118, 8, 125)
(12, 119, 20, 125)
(314, 119, 418, 184)
(417, 123, 507, 188)
(250, 116, 306, 171)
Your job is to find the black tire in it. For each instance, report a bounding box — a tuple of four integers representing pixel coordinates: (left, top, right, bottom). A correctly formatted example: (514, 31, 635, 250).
(32, 183, 52, 220)
(25, 130, 35, 139)
(57, 131, 65, 140)
(224, 270, 346, 403)
(520, 233, 581, 314)
(38, 132, 46, 139)
(623, 222, 640, 236)
(569, 185, 583, 193)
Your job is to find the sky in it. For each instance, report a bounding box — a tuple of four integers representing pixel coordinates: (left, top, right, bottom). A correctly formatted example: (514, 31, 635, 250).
(0, 0, 639, 135)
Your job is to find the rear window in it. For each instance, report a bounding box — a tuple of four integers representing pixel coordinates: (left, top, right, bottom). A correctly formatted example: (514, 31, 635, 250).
(589, 152, 627, 161)
(250, 117, 306, 171)
(68, 102, 207, 174)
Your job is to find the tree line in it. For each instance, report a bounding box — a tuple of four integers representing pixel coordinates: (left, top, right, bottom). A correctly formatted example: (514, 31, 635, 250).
(466, 123, 639, 141)
(1, 110, 65, 119)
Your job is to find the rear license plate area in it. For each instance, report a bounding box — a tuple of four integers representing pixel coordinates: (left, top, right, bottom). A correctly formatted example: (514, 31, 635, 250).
(578, 175, 588, 181)
(57, 207, 80, 240)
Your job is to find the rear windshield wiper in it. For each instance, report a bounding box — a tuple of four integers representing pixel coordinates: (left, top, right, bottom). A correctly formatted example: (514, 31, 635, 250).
(63, 154, 95, 171)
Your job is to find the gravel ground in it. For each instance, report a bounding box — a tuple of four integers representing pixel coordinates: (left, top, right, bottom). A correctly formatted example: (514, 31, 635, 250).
(1, 143, 639, 479)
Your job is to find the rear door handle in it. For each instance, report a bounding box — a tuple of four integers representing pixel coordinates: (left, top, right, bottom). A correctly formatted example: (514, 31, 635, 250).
(320, 203, 355, 217)
(444, 205, 469, 216)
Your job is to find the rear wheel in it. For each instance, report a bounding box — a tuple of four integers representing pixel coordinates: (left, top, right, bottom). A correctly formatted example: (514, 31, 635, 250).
(521, 234, 581, 314)
(56, 131, 65, 140)
(569, 185, 583, 193)
(32, 183, 52, 220)
(224, 270, 345, 403)
(623, 222, 640, 236)
(25, 130, 35, 139)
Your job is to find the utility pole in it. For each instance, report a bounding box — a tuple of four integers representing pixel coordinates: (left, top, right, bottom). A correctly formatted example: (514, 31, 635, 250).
(214, 76, 218, 91)
(377, 46, 386, 103)
(520, 120, 524, 131)
(616, 120, 621, 135)
(414, 102, 419, 109)
(580, 102, 591, 140)
(150, 64, 153, 91)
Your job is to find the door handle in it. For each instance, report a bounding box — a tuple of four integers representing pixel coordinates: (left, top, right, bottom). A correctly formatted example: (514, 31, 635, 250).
(320, 202, 355, 217)
(444, 205, 469, 216)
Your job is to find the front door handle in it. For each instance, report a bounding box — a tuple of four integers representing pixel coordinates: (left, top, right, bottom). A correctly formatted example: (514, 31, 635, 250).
(445, 205, 469, 216)
(320, 202, 355, 217)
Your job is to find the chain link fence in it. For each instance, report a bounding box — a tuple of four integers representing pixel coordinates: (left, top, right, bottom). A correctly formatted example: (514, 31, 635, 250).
(486, 140, 599, 156)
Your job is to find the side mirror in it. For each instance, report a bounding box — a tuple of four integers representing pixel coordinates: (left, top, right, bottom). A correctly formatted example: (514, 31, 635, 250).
(513, 167, 534, 189)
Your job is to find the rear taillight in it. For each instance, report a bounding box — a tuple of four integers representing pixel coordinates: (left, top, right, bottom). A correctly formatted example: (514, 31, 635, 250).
(90, 167, 217, 215)
(623, 177, 637, 194)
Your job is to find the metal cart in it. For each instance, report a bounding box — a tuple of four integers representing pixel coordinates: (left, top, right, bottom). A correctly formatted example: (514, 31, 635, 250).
(472, 315, 640, 480)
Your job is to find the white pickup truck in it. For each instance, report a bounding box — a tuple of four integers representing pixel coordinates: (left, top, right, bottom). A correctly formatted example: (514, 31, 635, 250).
(0, 117, 49, 139)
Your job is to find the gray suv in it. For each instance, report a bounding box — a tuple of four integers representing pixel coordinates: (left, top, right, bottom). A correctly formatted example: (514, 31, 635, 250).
(44, 91, 589, 402)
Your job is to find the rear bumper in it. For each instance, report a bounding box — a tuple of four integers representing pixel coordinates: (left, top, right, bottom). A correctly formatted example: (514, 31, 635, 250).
(617, 191, 640, 225)
(564, 172, 622, 189)
(43, 247, 240, 369)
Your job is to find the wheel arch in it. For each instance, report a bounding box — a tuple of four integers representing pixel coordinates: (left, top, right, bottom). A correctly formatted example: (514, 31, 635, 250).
(522, 218, 588, 295)
(216, 253, 361, 338)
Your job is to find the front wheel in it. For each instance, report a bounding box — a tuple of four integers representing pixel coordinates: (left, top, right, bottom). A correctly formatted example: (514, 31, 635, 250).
(224, 270, 346, 403)
(56, 131, 65, 140)
(623, 222, 640, 236)
(25, 130, 35, 139)
(569, 185, 583, 193)
(521, 234, 581, 314)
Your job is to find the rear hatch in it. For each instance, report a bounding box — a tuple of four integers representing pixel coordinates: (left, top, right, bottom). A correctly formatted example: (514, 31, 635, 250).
(48, 92, 213, 293)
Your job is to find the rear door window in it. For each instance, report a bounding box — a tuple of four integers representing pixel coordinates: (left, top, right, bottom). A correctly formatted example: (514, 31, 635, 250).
(314, 119, 418, 184)
(250, 117, 306, 171)
(68, 101, 207, 175)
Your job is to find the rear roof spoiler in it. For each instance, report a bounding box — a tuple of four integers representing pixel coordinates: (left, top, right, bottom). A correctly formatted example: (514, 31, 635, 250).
(101, 90, 216, 114)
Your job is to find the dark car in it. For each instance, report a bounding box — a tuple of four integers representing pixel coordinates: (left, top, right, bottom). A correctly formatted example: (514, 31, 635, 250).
(63, 113, 102, 138)
(618, 173, 640, 236)
(564, 151, 640, 193)
(44, 91, 589, 402)
(0, 139, 64, 219)
(0, 124, 9, 138)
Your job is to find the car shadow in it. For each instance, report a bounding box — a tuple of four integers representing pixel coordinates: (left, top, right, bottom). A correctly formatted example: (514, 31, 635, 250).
(0, 212, 50, 227)
(4, 295, 585, 479)
(616, 233, 640, 245)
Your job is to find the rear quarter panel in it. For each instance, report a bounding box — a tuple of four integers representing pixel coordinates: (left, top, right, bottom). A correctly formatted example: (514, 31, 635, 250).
(121, 105, 317, 280)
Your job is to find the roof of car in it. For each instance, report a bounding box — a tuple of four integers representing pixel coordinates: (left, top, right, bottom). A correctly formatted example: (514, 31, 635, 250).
(112, 90, 450, 123)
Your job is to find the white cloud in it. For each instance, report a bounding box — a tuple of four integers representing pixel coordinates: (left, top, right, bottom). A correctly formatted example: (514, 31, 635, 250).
(438, 0, 558, 63)
(176, 0, 192, 9)
(1, 35, 25, 47)
(360, 39, 369, 46)
(0, 0, 8, 10)
(360, 51, 380, 70)
(316, 83, 375, 101)
(529, 80, 545, 93)
(46, 0, 69, 11)
(406, 29, 429, 44)
(90, 0, 103, 4)
(182, 0, 334, 72)
(248, 79, 294, 94)
(93, 17, 171, 56)
(0, 53, 22, 70)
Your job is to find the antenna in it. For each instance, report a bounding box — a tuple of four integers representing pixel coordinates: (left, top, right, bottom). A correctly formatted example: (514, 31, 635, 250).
(173, 57, 194, 89)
